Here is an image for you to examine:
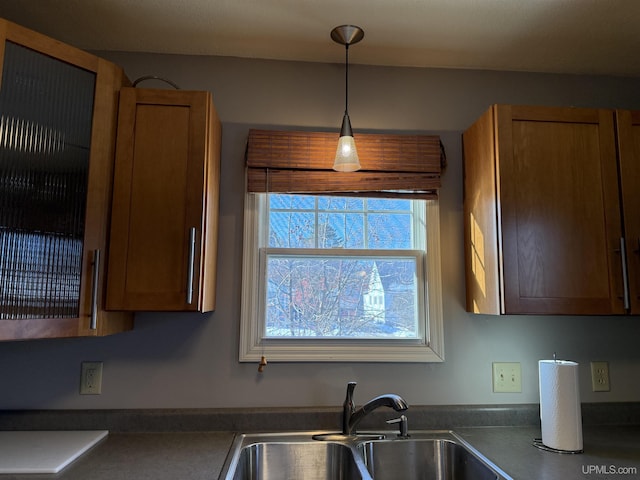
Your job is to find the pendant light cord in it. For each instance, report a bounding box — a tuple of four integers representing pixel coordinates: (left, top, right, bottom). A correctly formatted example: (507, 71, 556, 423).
(344, 44, 350, 116)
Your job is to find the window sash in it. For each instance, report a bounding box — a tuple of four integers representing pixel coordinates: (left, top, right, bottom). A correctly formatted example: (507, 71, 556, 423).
(259, 248, 426, 340)
(266, 194, 423, 250)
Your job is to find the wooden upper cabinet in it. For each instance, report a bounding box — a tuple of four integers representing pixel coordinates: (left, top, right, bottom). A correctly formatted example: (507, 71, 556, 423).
(616, 110, 640, 314)
(106, 88, 221, 312)
(463, 104, 628, 315)
(0, 18, 133, 340)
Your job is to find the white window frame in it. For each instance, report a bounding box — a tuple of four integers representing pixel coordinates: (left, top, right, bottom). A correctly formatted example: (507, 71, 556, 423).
(239, 193, 444, 363)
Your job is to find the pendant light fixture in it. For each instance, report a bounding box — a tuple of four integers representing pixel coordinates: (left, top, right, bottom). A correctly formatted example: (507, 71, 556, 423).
(331, 25, 364, 172)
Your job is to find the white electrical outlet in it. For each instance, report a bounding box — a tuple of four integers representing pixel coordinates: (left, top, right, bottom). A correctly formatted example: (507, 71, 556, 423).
(80, 361, 103, 395)
(590, 361, 610, 392)
(492, 362, 522, 393)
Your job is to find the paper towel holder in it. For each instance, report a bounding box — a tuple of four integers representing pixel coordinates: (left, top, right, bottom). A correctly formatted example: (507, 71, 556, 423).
(537, 357, 584, 454)
(533, 438, 583, 454)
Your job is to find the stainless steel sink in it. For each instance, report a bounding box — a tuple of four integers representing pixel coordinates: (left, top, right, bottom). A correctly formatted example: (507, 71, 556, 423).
(358, 435, 502, 480)
(229, 440, 364, 480)
(218, 431, 511, 480)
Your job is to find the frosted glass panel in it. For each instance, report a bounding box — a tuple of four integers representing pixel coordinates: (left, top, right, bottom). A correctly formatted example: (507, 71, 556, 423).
(0, 41, 96, 319)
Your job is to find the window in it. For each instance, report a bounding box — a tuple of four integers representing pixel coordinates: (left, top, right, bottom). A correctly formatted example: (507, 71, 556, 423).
(240, 193, 444, 362)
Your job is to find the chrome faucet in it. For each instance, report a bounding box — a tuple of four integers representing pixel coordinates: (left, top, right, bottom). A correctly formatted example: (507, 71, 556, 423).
(341, 381, 409, 435)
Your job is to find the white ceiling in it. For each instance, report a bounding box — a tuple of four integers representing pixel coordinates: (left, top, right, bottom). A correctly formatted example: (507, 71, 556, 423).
(1, 0, 640, 76)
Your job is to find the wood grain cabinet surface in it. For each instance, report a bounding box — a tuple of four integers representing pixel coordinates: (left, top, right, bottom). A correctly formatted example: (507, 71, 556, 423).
(106, 88, 221, 312)
(616, 110, 640, 313)
(0, 19, 132, 340)
(463, 104, 639, 315)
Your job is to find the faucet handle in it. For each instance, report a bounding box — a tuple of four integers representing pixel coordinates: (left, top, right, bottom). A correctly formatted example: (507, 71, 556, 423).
(345, 382, 356, 405)
(342, 382, 357, 435)
(386, 414, 410, 438)
(345, 382, 356, 408)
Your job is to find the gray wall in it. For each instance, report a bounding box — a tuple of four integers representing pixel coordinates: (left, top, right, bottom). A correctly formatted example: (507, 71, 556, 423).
(2, 53, 640, 410)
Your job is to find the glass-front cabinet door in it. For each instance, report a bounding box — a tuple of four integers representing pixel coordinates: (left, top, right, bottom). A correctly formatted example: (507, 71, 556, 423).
(0, 41, 95, 319)
(0, 18, 132, 339)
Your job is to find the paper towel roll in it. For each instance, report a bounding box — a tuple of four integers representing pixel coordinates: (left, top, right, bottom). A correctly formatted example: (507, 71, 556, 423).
(538, 359, 583, 452)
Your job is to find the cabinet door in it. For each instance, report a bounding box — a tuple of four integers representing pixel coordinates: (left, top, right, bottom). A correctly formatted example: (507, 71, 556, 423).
(107, 88, 220, 311)
(617, 110, 640, 313)
(0, 19, 132, 339)
(463, 107, 502, 314)
(496, 105, 625, 315)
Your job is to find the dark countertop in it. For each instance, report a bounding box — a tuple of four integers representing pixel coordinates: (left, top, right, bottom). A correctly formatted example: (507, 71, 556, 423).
(1, 404, 639, 479)
(0, 426, 638, 479)
(456, 425, 640, 480)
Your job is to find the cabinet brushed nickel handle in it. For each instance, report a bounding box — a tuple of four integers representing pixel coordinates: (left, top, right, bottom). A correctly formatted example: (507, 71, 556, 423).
(620, 238, 630, 310)
(90, 249, 100, 330)
(186, 227, 197, 305)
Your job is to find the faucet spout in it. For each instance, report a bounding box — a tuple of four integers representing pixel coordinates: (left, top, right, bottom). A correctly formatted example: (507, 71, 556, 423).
(341, 382, 408, 435)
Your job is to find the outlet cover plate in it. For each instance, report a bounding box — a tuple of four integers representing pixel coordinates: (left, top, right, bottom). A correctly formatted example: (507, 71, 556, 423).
(492, 362, 522, 393)
(590, 361, 610, 392)
(80, 361, 103, 395)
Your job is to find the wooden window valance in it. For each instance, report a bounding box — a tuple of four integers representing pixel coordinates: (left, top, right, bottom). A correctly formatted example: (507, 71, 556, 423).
(246, 129, 446, 199)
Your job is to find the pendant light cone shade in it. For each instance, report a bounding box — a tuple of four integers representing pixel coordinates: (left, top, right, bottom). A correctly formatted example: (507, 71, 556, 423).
(334, 113, 360, 171)
(331, 25, 364, 172)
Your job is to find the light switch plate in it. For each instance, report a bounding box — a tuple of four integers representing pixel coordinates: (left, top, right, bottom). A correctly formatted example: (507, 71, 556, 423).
(492, 362, 522, 393)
